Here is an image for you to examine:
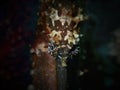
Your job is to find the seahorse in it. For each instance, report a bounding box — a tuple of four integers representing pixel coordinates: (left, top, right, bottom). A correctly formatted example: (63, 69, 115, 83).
(31, 0, 86, 90)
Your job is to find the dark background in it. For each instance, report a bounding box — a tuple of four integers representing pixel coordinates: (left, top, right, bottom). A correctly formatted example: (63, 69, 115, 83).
(0, 0, 39, 89)
(67, 0, 120, 90)
(0, 0, 120, 90)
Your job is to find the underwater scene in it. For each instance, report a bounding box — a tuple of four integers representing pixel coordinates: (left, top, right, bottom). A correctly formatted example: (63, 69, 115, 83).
(0, 0, 120, 90)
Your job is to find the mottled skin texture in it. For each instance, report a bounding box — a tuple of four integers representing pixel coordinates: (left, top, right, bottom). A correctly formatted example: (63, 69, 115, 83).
(31, 0, 84, 90)
(31, 32, 58, 90)
(32, 52, 57, 90)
